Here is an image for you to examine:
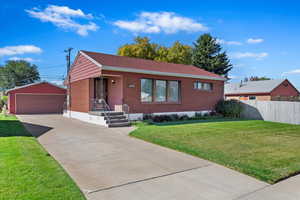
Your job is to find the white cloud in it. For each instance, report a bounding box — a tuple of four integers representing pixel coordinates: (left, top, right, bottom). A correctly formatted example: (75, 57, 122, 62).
(45, 5, 92, 18)
(216, 39, 242, 46)
(113, 11, 208, 34)
(26, 5, 99, 36)
(282, 69, 300, 75)
(247, 38, 264, 44)
(8, 57, 40, 62)
(0, 45, 42, 56)
(230, 52, 268, 60)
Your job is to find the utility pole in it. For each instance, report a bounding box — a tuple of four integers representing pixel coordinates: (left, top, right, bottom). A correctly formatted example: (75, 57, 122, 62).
(64, 48, 73, 117)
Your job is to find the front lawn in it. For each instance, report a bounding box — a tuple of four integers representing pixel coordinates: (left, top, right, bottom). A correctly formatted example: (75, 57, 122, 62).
(0, 114, 85, 200)
(130, 120, 300, 184)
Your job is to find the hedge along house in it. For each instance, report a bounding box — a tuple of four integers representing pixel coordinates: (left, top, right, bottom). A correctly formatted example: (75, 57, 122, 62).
(64, 50, 226, 127)
(225, 79, 300, 101)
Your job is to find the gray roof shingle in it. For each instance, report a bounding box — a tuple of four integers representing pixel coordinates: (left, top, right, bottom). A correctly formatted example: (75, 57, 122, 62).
(225, 79, 285, 95)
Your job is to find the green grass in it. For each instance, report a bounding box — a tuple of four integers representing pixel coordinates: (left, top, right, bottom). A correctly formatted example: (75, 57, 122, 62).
(0, 114, 85, 200)
(130, 120, 300, 184)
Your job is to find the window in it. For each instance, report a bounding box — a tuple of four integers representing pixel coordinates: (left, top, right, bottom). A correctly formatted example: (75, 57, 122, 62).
(155, 80, 167, 102)
(249, 96, 256, 100)
(194, 81, 213, 91)
(203, 83, 213, 91)
(141, 79, 153, 102)
(168, 81, 179, 102)
(140, 79, 180, 103)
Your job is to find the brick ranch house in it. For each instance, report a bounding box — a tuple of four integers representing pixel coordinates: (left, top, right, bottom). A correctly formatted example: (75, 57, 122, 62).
(225, 79, 300, 101)
(64, 50, 226, 127)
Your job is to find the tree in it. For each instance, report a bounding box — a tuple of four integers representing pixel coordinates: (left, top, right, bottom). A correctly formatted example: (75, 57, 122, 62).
(192, 33, 232, 76)
(165, 41, 192, 65)
(250, 76, 271, 81)
(117, 36, 158, 60)
(244, 76, 271, 82)
(118, 37, 193, 65)
(0, 60, 40, 89)
(154, 46, 169, 62)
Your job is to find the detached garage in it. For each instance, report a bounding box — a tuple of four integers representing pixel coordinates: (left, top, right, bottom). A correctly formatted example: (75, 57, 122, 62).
(7, 81, 66, 114)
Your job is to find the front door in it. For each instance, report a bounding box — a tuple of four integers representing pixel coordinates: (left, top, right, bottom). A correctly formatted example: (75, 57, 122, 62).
(94, 78, 108, 102)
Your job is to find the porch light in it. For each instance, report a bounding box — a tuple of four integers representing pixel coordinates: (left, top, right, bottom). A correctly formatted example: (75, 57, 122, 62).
(111, 79, 116, 84)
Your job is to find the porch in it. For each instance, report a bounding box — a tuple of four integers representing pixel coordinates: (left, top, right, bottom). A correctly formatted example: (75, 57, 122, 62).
(91, 75, 124, 112)
(88, 75, 130, 127)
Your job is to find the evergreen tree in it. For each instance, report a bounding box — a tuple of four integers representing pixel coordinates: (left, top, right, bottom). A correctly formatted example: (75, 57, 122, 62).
(192, 34, 232, 76)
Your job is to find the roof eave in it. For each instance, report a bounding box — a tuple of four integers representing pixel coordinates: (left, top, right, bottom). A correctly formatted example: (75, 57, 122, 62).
(6, 81, 66, 93)
(80, 51, 226, 81)
(102, 65, 226, 81)
(225, 92, 271, 96)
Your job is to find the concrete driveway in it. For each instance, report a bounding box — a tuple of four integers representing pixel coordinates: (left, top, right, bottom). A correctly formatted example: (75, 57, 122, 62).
(18, 114, 271, 200)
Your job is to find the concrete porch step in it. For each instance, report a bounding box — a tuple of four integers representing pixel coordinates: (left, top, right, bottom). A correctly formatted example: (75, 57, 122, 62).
(105, 115, 127, 120)
(106, 111, 124, 116)
(108, 121, 131, 127)
(108, 118, 129, 123)
(89, 110, 131, 128)
(89, 111, 124, 116)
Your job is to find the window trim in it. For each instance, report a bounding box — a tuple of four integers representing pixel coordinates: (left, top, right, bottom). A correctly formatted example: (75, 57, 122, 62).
(140, 78, 181, 103)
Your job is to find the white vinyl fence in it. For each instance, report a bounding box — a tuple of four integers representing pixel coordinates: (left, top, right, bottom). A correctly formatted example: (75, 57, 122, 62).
(241, 100, 300, 125)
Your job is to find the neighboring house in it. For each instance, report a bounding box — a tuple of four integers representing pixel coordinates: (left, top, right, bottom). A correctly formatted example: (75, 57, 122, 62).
(7, 81, 66, 114)
(64, 50, 226, 126)
(225, 79, 300, 101)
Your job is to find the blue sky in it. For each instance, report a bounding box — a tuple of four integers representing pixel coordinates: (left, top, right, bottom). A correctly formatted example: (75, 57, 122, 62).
(1, 0, 300, 89)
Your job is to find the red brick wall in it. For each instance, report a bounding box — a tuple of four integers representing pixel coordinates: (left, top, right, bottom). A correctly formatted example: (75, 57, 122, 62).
(102, 70, 224, 114)
(271, 80, 300, 97)
(70, 79, 92, 112)
(8, 82, 66, 114)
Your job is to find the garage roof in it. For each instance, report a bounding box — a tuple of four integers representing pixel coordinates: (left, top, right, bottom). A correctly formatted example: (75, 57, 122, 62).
(6, 81, 66, 93)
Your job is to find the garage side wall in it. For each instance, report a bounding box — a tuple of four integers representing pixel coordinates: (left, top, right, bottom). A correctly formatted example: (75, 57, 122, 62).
(8, 83, 66, 114)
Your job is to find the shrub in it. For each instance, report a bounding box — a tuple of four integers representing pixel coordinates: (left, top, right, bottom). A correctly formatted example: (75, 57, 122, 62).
(179, 114, 189, 121)
(143, 114, 153, 121)
(169, 114, 179, 121)
(1, 96, 8, 104)
(215, 99, 243, 118)
(1, 105, 7, 116)
(144, 113, 191, 123)
(0, 96, 8, 111)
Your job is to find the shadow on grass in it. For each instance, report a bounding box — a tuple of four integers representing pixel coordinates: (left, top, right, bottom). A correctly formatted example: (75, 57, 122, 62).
(152, 118, 252, 126)
(0, 120, 52, 137)
(22, 122, 53, 137)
